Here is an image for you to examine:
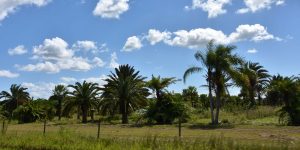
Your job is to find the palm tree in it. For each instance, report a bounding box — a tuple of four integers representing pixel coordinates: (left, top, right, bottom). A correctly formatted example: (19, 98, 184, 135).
(184, 41, 215, 124)
(101, 64, 150, 124)
(0, 84, 30, 119)
(211, 44, 243, 124)
(237, 62, 270, 106)
(184, 41, 243, 124)
(49, 85, 68, 120)
(182, 86, 199, 107)
(266, 75, 300, 125)
(147, 75, 178, 102)
(67, 81, 100, 123)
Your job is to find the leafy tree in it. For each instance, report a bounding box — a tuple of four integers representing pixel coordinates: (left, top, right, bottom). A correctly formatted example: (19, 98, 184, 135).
(67, 81, 100, 123)
(0, 84, 30, 119)
(182, 86, 199, 107)
(145, 92, 189, 124)
(49, 85, 68, 120)
(13, 99, 55, 123)
(199, 94, 210, 109)
(265, 75, 287, 106)
(266, 75, 300, 125)
(237, 62, 270, 107)
(184, 41, 243, 124)
(101, 64, 150, 124)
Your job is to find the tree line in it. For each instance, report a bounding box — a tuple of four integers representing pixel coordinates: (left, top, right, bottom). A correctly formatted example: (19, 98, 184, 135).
(1, 41, 299, 126)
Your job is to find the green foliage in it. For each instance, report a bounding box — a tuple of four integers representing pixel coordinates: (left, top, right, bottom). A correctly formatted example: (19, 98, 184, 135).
(266, 75, 300, 125)
(145, 93, 190, 124)
(0, 84, 30, 119)
(184, 41, 244, 125)
(236, 62, 270, 107)
(13, 99, 55, 123)
(101, 64, 150, 124)
(182, 86, 199, 108)
(67, 81, 101, 123)
(147, 75, 178, 102)
(49, 85, 69, 120)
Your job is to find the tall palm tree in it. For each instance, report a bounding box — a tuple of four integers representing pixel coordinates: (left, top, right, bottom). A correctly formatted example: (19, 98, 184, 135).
(184, 41, 215, 124)
(182, 86, 199, 107)
(211, 44, 243, 124)
(184, 41, 243, 124)
(237, 62, 270, 106)
(49, 85, 68, 120)
(147, 75, 178, 102)
(101, 64, 150, 124)
(67, 81, 100, 123)
(0, 84, 30, 119)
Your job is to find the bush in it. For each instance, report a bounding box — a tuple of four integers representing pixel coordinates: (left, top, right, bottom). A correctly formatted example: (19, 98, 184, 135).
(13, 99, 56, 123)
(145, 93, 190, 124)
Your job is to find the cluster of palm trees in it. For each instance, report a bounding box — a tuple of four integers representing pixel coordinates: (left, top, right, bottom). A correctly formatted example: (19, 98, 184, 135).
(0, 41, 299, 125)
(0, 65, 179, 124)
(183, 41, 299, 125)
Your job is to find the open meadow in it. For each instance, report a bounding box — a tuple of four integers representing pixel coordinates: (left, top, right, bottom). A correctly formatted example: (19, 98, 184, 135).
(1, 107, 300, 150)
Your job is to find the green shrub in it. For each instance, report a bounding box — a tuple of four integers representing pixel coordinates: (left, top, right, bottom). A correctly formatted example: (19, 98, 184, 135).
(145, 93, 190, 124)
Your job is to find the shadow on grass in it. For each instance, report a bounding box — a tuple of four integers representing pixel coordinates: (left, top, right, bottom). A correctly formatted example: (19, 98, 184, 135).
(188, 123, 235, 130)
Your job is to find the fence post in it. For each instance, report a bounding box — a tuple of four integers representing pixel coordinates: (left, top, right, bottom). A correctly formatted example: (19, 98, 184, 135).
(43, 119, 47, 136)
(97, 118, 101, 139)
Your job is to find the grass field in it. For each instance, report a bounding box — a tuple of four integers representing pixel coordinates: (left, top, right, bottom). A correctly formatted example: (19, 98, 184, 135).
(1, 107, 300, 149)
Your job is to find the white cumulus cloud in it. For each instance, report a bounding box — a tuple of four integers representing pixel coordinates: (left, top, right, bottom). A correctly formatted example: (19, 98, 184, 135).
(0, 0, 51, 21)
(228, 24, 281, 42)
(147, 29, 172, 45)
(33, 37, 74, 60)
(73, 40, 98, 52)
(0, 70, 19, 78)
(167, 28, 229, 49)
(8, 45, 27, 55)
(18, 37, 105, 73)
(186, 0, 231, 18)
(22, 82, 58, 99)
(93, 0, 129, 19)
(122, 36, 143, 52)
(128, 24, 280, 50)
(237, 0, 285, 14)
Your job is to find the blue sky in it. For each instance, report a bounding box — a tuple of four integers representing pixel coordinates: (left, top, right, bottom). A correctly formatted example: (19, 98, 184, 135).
(0, 0, 299, 98)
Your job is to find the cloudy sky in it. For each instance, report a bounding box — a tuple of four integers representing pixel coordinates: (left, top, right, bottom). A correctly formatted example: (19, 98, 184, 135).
(0, 0, 299, 98)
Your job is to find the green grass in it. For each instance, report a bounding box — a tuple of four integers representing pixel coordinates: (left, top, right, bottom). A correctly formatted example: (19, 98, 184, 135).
(1, 106, 299, 149)
(0, 130, 298, 150)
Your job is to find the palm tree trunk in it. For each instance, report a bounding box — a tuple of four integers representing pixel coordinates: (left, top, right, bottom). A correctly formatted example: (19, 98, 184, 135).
(81, 105, 88, 123)
(58, 98, 62, 121)
(215, 91, 221, 125)
(208, 79, 215, 125)
(77, 106, 80, 120)
(214, 78, 222, 125)
(156, 90, 161, 102)
(249, 88, 255, 108)
(121, 98, 128, 124)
